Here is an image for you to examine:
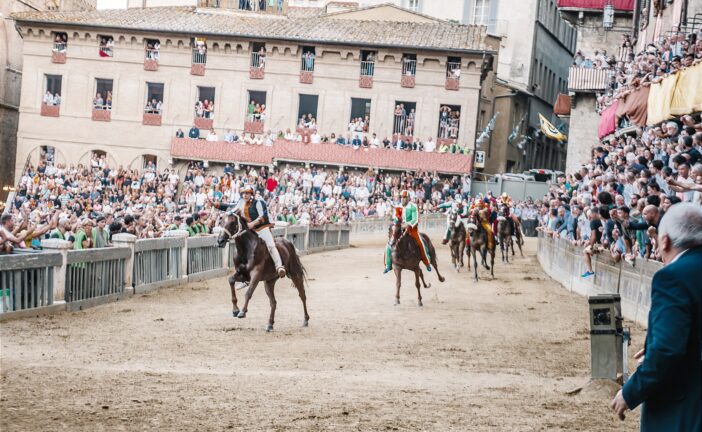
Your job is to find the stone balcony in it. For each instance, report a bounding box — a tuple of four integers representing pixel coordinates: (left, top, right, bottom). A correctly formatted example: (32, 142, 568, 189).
(299, 71, 313, 84)
(244, 120, 265, 134)
(445, 77, 460, 91)
(40, 104, 60, 117)
(194, 117, 213, 129)
(51, 51, 66, 64)
(401, 75, 415, 88)
(91, 109, 111, 122)
(143, 112, 162, 126)
(250, 66, 265, 79)
(144, 58, 158, 71)
(191, 63, 206, 76)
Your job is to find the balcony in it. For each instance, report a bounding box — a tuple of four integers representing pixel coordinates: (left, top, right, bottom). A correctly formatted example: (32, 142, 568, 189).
(300, 56, 314, 84)
(359, 61, 374, 88)
(40, 103, 60, 117)
(191, 49, 207, 76)
(250, 53, 265, 79)
(194, 116, 213, 129)
(51, 50, 66, 64)
(144, 49, 159, 71)
(91, 108, 111, 122)
(445, 62, 461, 91)
(143, 111, 162, 126)
(170, 138, 474, 174)
(567, 67, 611, 92)
(244, 119, 265, 134)
(401, 59, 416, 88)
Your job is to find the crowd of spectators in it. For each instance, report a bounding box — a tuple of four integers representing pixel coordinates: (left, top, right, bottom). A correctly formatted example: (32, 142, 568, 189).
(537, 109, 702, 274)
(0, 150, 475, 253)
(572, 31, 702, 114)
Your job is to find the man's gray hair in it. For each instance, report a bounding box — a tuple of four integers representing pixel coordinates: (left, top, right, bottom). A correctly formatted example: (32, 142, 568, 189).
(658, 203, 702, 249)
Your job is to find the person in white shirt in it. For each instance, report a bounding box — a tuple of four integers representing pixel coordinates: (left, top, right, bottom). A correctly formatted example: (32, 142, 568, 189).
(424, 137, 436, 152)
(310, 131, 321, 144)
(206, 129, 218, 142)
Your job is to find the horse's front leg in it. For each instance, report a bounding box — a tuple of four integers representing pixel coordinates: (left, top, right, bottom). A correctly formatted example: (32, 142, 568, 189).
(228, 274, 240, 317)
(237, 271, 261, 318)
(263, 280, 276, 332)
(394, 267, 402, 306)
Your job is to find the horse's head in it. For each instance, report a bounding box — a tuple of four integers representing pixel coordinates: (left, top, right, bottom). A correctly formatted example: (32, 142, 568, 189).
(389, 218, 402, 243)
(466, 210, 479, 233)
(217, 211, 245, 248)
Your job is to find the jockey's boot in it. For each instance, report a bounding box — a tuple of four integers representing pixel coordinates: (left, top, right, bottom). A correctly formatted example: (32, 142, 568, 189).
(426, 264, 432, 272)
(383, 266, 393, 274)
(277, 267, 287, 278)
(441, 238, 449, 245)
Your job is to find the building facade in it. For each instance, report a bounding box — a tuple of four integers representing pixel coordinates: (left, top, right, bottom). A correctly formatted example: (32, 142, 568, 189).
(0, 0, 95, 202)
(11, 5, 498, 180)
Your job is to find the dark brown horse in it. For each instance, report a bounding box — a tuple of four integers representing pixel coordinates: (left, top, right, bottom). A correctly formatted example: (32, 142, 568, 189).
(466, 212, 495, 281)
(497, 214, 524, 262)
(389, 219, 445, 306)
(497, 217, 513, 263)
(217, 213, 309, 332)
(448, 212, 466, 271)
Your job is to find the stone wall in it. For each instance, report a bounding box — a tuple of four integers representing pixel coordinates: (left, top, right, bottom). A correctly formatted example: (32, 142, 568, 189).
(565, 93, 599, 173)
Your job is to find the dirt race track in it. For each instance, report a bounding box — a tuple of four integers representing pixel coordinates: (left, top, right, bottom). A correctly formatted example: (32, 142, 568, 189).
(1, 235, 643, 431)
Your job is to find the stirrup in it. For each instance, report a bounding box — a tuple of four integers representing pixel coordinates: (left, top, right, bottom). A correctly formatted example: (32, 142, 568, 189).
(276, 267, 287, 278)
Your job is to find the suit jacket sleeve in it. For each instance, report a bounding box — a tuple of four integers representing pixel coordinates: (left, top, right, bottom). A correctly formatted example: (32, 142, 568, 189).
(622, 267, 692, 409)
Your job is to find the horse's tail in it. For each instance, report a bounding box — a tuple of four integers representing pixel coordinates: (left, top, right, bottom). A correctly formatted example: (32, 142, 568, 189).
(286, 242, 307, 284)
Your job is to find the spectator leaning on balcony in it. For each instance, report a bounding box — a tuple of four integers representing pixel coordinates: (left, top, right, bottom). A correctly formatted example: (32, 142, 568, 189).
(189, 124, 200, 139)
(175, 128, 185, 138)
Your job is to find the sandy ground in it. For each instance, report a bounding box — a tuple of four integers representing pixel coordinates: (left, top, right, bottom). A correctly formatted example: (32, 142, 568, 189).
(0, 235, 644, 431)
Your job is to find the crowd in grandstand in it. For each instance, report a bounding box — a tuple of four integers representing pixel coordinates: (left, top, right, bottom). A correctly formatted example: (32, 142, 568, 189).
(572, 31, 702, 113)
(0, 149, 477, 253)
(537, 110, 702, 272)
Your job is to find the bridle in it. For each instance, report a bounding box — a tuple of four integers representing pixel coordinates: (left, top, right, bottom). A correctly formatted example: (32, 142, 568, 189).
(220, 212, 247, 242)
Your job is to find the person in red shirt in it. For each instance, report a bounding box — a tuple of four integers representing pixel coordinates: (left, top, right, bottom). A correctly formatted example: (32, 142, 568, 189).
(266, 174, 278, 197)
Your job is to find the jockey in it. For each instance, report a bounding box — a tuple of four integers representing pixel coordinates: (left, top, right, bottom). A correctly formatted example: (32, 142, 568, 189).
(497, 192, 521, 236)
(225, 185, 286, 278)
(439, 196, 469, 245)
(478, 208, 495, 251)
(384, 190, 432, 274)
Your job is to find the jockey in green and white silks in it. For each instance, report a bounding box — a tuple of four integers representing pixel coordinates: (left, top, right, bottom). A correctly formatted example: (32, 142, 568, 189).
(439, 197, 469, 244)
(384, 190, 432, 274)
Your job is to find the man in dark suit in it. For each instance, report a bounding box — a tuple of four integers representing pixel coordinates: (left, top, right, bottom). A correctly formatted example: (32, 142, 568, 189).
(611, 202, 702, 431)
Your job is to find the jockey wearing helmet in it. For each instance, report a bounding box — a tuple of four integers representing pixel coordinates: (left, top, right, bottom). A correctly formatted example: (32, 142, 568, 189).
(223, 185, 286, 278)
(384, 190, 432, 274)
(497, 192, 520, 236)
(438, 195, 469, 245)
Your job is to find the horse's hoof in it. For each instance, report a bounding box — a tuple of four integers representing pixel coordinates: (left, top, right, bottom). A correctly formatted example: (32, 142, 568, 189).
(237, 311, 247, 318)
(232, 310, 240, 318)
(394, 299, 400, 306)
(438, 276, 445, 283)
(302, 320, 309, 327)
(425, 283, 432, 289)
(265, 324, 273, 332)
(418, 301, 423, 307)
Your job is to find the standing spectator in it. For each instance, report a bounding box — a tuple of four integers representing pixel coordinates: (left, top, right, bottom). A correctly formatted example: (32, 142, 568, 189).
(189, 124, 200, 139)
(612, 203, 701, 430)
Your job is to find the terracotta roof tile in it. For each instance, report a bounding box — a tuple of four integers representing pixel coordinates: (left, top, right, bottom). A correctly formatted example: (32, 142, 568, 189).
(11, 6, 493, 52)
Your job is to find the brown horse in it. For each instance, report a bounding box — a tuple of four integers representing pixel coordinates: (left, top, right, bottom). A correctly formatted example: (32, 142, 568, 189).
(217, 213, 309, 332)
(497, 217, 513, 263)
(466, 212, 495, 281)
(448, 212, 466, 271)
(389, 219, 445, 306)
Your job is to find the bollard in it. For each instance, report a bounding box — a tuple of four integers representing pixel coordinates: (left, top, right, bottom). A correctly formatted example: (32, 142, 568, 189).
(40, 238, 73, 302)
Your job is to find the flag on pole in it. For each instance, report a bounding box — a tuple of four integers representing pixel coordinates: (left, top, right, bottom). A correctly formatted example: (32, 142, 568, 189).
(539, 113, 567, 141)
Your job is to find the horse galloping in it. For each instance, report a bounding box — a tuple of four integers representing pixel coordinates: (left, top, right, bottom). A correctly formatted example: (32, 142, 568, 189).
(217, 212, 309, 332)
(466, 211, 495, 281)
(389, 218, 445, 306)
(496, 217, 513, 263)
(448, 212, 466, 271)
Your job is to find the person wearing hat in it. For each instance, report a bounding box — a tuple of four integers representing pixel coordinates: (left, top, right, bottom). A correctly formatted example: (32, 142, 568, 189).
(438, 195, 469, 245)
(384, 190, 432, 274)
(226, 184, 286, 278)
